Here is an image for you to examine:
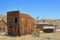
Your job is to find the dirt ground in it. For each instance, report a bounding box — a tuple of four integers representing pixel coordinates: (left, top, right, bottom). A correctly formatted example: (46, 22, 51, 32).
(0, 31, 60, 40)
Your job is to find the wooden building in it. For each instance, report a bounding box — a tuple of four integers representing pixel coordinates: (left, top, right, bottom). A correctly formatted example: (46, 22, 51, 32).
(7, 11, 56, 36)
(34, 19, 56, 33)
(20, 13, 34, 35)
(43, 25, 56, 33)
(33, 18, 41, 34)
(0, 18, 7, 35)
(37, 24, 56, 33)
(7, 11, 34, 36)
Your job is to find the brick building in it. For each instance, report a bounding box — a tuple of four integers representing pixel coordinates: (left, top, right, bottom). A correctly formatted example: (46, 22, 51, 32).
(7, 11, 34, 36)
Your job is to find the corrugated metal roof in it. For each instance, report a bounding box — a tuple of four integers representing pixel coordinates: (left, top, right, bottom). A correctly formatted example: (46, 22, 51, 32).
(34, 18, 50, 24)
(34, 21, 50, 24)
(39, 22, 50, 24)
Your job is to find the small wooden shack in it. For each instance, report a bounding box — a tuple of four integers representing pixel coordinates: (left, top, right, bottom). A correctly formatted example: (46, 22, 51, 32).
(7, 11, 34, 36)
(37, 22, 56, 33)
(43, 25, 56, 33)
(0, 18, 7, 35)
(33, 18, 41, 34)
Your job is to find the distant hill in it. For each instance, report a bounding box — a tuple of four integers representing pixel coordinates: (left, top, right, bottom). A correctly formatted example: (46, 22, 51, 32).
(0, 14, 60, 29)
(40, 19, 60, 29)
(0, 14, 7, 22)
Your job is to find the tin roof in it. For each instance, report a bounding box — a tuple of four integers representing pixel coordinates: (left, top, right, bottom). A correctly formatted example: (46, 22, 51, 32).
(34, 18, 50, 25)
(34, 21, 50, 25)
(39, 22, 50, 24)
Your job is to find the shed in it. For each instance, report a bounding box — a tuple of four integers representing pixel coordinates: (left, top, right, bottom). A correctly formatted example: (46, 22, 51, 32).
(43, 26, 56, 33)
(0, 18, 7, 35)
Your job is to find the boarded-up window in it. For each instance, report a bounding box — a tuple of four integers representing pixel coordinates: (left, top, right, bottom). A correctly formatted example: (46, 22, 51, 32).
(10, 26, 12, 28)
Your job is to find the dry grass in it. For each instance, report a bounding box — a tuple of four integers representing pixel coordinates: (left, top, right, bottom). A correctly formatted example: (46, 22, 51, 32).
(0, 31, 60, 40)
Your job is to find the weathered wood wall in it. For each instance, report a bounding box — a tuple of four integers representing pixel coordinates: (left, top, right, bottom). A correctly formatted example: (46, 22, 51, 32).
(7, 11, 20, 36)
(0, 20, 7, 33)
(7, 11, 34, 36)
(20, 14, 34, 35)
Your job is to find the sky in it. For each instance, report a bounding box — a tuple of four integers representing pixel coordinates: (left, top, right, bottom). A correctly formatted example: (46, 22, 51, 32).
(0, 0, 60, 19)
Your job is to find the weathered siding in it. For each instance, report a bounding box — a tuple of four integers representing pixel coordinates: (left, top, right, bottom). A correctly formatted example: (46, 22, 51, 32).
(0, 19, 7, 34)
(7, 11, 34, 36)
(7, 11, 20, 36)
(20, 14, 34, 35)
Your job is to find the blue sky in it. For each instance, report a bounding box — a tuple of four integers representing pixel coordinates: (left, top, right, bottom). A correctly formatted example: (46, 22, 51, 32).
(0, 0, 60, 19)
